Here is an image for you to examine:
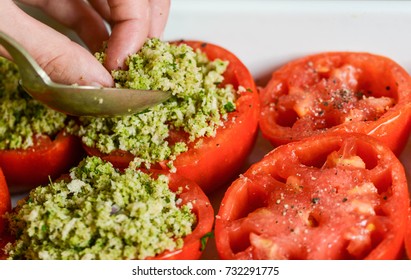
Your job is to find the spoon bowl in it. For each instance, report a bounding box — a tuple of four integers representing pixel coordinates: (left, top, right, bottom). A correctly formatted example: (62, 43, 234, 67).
(0, 31, 171, 117)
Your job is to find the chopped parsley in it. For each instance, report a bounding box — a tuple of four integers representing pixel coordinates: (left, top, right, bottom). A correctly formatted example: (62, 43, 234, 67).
(224, 101, 236, 112)
(200, 231, 214, 251)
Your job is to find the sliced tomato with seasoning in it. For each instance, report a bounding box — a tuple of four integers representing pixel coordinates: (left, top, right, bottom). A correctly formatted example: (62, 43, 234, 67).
(0, 130, 84, 193)
(259, 52, 411, 155)
(215, 133, 409, 260)
(85, 41, 260, 194)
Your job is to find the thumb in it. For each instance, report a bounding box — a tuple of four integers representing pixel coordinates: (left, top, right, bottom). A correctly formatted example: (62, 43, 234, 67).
(0, 2, 114, 87)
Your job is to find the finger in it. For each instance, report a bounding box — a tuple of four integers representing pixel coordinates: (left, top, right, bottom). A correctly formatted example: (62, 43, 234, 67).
(17, 0, 109, 53)
(0, 2, 114, 87)
(104, 0, 150, 71)
(87, 0, 112, 24)
(148, 0, 170, 38)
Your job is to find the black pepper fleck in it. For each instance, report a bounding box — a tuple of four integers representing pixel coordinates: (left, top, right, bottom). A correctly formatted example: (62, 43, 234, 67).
(311, 197, 320, 204)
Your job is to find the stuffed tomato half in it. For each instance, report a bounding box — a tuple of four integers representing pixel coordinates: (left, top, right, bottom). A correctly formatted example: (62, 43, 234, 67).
(0, 156, 214, 260)
(215, 133, 409, 260)
(259, 52, 411, 155)
(0, 58, 84, 193)
(73, 39, 260, 194)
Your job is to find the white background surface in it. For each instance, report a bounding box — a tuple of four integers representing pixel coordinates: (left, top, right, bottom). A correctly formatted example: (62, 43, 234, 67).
(166, 1, 411, 84)
(12, 0, 411, 260)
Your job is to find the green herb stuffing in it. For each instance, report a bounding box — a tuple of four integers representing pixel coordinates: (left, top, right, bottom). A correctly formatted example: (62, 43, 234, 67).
(4, 156, 196, 260)
(68, 38, 237, 169)
(0, 57, 67, 150)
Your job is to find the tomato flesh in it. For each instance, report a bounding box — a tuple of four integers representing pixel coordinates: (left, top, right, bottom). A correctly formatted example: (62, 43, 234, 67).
(259, 52, 411, 155)
(0, 130, 84, 193)
(215, 133, 409, 259)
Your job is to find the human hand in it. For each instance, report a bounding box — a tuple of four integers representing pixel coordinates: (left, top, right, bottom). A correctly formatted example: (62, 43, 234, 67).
(0, 0, 170, 87)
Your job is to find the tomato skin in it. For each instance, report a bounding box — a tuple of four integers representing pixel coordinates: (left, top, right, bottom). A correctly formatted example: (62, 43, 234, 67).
(0, 130, 85, 193)
(406, 208, 411, 259)
(0, 168, 11, 260)
(0, 168, 11, 235)
(85, 41, 260, 194)
(82, 146, 134, 169)
(259, 52, 411, 155)
(215, 133, 409, 260)
(0, 169, 214, 260)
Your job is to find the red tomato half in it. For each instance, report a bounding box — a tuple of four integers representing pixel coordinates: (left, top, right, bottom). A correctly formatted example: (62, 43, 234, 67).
(259, 52, 411, 155)
(215, 133, 409, 260)
(0, 130, 84, 193)
(85, 41, 260, 194)
(0, 168, 11, 235)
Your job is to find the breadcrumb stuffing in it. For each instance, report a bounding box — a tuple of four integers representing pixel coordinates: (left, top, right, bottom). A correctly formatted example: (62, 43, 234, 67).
(5, 156, 196, 260)
(0, 58, 67, 150)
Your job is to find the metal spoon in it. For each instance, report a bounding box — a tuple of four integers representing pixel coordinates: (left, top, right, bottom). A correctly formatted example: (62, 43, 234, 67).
(0, 31, 171, 117)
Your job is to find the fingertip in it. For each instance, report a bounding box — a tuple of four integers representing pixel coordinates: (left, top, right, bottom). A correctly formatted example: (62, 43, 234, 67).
(88, 73, 115, 88)
(103, 23, 148, 71)
(148, 0, 171, 38)
(103, 53, 124, 71)
(104, 0, 152, 71)
(99, 73, 115, 88)
(78, 61, 114, 87)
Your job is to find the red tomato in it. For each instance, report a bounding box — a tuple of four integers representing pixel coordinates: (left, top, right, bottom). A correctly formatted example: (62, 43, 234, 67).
(406, 208, 411, 259)
(0, 169, 214, 260)
(0, 130, 84, 193)
(0, 168, 11, 235)
(215, 133, 409, 260)
(85, 41, 260, 194)
(259, 52, 411, 155)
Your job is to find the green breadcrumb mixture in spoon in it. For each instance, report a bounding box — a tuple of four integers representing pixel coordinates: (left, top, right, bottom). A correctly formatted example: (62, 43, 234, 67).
(4, 156, 196, 260)
(68, 38, 237, 170)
